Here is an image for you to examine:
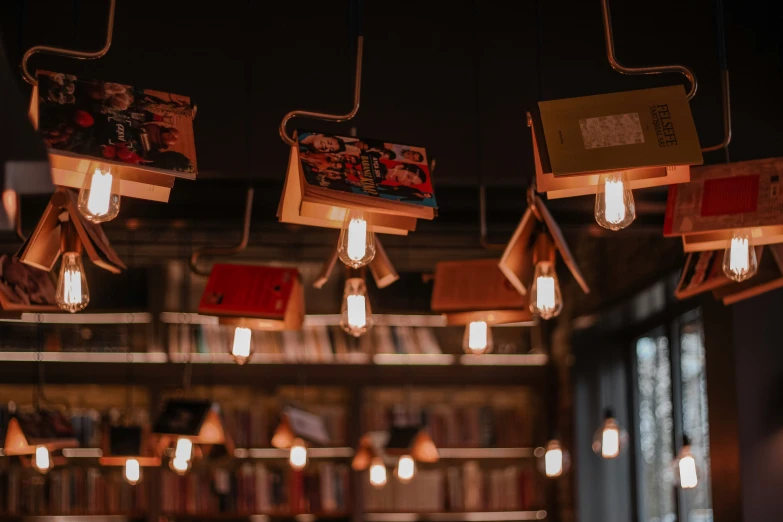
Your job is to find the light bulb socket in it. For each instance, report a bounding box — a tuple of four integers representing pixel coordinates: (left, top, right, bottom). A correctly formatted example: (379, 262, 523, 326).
(533, 233, 556, 266)
(682, 434, 691, 448)
(603, 408, 614, 420)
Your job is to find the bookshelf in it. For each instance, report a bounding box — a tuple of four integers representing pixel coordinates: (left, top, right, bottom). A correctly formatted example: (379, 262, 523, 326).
(0, 315, 553, 522)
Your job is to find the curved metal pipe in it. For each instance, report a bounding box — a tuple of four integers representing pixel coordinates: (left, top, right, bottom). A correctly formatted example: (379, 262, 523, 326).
(601, 0, 697, 100)
(189, 187, 254, 276)
(21, 0, 116, 85)
(700, 65, 732, 153)
(279, 36, 363, 147)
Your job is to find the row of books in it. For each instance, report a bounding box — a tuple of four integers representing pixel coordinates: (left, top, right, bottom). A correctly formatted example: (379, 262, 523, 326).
(363, 462, 541, 512)
(224, 404, 348, 448)
(0, 323, 147, 353)
(169, 324, 443, 358)
(0, 466, 147, 515)
(364, 404, 535, 448)
(161, 462, 351, 515)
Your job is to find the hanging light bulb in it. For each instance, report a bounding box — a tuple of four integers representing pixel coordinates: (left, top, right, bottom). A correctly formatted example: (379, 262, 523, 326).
(537, 439, 571, 478)
(529, 234, 563, 320)
(337, 210, 375, 268)
(55, 251, 89, 313)
(462, 321, 493, 355)
(395, 455, 416, 483)
(369, 457, 388, 488)
(289, 438, 308, 470)
(77, 164, 121, 223)
(595, 171, 635, 231)
(340, 277, 373, 337)
(33, 445, 52, 474)
(592, 409, 628, 459)
(170, 455, 191, 475)
(124, 458, 142, 485)
(722, 229, 758, 282)
(230, 327, 252, 364)
(671, 436, 698, 489)
(174, 437, 193, 462)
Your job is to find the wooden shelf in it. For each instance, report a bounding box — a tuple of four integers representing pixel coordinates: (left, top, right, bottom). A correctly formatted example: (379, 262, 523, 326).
(363, 511, 547, 522)
(232, 447, 354, 459)
(1, 515, 145, 522)
(0, 357, 548, 387)
(434, 448, 537, 459)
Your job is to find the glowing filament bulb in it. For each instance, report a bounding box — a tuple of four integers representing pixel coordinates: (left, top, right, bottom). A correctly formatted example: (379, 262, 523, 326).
(530, 262, 562, 320)
(679, 454, 698, 489)
(347, 218, 368, 261)
(231, 327, 252, 364)
(347, 295, 367, 329)
(78, 165, 121, 223)
(55, 252, 89, 313)
(369, 457, 387, 487)
(34, 445, 51, 473)
(340, 278, 373, 337)
(170, 456, 190, 475)
(601, 426, 620, 459)
(337, 211, 375, 268)
(545, 446, 563, 477)
(595, 172, 635, 231)
(723, 229, 758, 282)
(174, 438, 193, 462)
(124, 458, 141, 485)
(463, 321, 492, 355)
(396, 455, 415, 483)
(289, 438, 307, 470)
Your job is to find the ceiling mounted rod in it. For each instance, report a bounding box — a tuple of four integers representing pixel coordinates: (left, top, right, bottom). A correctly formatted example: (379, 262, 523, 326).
(700, 0, 732, 154)
(700, 70, 731, 153)
(189, 187, 254, 276)
(279, 36, 363, 147)
(20, 0, 116, 86)
(600, 0, 697, 100)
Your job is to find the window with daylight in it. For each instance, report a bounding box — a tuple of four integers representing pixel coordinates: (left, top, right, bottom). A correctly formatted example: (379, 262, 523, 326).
(634, 310, 712, 522)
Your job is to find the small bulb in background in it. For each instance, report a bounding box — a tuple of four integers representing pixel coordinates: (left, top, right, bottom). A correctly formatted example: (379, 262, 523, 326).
(723, 229, 758, 282)
(595, 171, 635, 231)
(369, 457, 388, 488)
(672, 438, 698, 489)
(395, 455, 416, 483)
(340, 278, 373, 337)
(592, 410, 628, 459)
(174, 437, 193, 462)
(231, 327, 252, 364)
(530, 262, 562, 320)
(33, 445, 52, 474)
(289, 438, 308, 470)
(55, 252, 89, 313)
(337, 210, 375, 268)
(539, 439, 570, 478)
(462, 321, 493, 355)
(170, 455, 191, 475)
(78, 165, 121, 223)
(124, 458, 141, 485)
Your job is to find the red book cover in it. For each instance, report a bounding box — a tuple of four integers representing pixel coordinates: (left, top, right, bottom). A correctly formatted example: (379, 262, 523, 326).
(198, 264, 298, 319)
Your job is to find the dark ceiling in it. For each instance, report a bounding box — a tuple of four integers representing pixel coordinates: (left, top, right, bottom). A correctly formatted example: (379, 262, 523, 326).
(0, 0, 781, 315)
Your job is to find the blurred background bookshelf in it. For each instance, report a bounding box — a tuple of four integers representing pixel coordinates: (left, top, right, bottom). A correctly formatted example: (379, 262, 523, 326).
(0, 312, 554, 522)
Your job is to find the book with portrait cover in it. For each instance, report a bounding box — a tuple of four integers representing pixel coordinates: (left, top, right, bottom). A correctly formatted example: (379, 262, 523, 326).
(278, 130, 436, 235)
(29, 70, 197, 203)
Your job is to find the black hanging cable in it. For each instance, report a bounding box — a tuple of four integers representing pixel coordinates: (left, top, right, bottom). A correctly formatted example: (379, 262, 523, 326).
(714, 0, 730, 163)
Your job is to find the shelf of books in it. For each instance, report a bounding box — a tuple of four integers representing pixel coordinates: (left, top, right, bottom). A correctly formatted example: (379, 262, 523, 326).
(0, 315, 553, 522)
